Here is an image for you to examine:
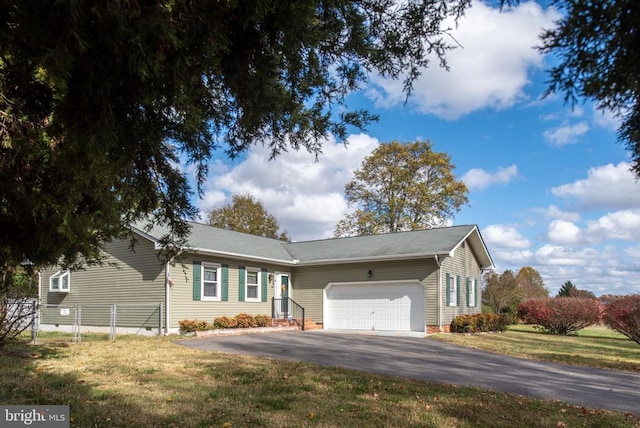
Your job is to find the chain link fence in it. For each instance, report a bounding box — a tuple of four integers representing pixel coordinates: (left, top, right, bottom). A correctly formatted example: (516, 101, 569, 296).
(34, 302, 163, 343)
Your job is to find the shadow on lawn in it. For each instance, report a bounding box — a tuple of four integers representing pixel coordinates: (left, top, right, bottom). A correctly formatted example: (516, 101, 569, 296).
(0, 341, 184, 427)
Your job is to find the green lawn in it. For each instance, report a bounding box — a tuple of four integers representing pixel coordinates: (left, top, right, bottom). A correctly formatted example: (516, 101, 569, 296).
(0, 330, 638, 427)
(430, 324, 640, 372)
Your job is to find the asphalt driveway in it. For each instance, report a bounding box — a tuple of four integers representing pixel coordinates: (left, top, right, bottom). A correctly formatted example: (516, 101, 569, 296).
(176, 330, 640, 415)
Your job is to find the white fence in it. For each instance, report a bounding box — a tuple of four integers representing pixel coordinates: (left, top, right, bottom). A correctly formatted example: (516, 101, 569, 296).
(34, 302, 163, 343)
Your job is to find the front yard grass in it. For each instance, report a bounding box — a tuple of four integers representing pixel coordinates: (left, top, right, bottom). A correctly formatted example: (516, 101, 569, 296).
(1, 333, 639, 427)
(430, 324, 640, 372)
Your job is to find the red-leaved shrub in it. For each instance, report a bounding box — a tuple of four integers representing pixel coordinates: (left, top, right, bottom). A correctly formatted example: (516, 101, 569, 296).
(517, 299, 552, 324)
(519, 297, 602, 335)
(603, 295, 640, 345)
(233, 313, 258, 328)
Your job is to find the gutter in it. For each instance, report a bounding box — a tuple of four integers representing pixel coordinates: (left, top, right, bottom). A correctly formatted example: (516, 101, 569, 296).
(434, 255, 442, 332)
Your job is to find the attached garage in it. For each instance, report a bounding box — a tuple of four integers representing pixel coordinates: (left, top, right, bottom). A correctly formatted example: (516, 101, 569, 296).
(323, 280, 425, 332)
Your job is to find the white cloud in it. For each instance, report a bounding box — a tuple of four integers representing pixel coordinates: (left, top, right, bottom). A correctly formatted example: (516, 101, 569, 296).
(585, 210, 640, 242)
(533, 205, 581, 222)
(592, 106, 620, 130)
(551, 162, 640, 210)
(366, 1, 559, 119)
(482, 224, 531, 249)
(462, 165, 518, 190)
(543, 121, 589, 146)
(197, 134, 380, 240)
(547, 220, 582, 244)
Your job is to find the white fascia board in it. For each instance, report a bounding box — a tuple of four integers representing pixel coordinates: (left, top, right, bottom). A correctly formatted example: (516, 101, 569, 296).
(295, 252, 451, 266)
(452, 225, 495, 270)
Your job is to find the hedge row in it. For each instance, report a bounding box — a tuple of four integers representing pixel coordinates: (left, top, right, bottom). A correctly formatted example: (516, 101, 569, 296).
(179, 313, 272, 333)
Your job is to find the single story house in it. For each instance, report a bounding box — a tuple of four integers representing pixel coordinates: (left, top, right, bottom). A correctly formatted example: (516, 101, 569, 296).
(39, 222, 494, 334)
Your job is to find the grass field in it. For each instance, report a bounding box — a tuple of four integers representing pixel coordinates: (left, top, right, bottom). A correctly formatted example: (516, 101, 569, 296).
(1, 329, 639, 427)
(430, 324, 640, 372)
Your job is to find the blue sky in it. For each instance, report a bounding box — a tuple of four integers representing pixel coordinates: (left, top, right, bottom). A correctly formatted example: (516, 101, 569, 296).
(191, 1, 640, 297)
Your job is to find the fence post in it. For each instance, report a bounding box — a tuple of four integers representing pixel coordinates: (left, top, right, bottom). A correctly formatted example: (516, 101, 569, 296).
(76, 305, 82, 344)
(110, 303, 116, 341)
(30, 301, 38, 344)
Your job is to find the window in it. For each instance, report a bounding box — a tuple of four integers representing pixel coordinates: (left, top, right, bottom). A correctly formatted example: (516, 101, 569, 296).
(468, 279, 477, 307)
(447, 274, 458, 307)
(50, 270, 70, 293)
(245, 268, 261, 301)
(202, 264, 221, 301)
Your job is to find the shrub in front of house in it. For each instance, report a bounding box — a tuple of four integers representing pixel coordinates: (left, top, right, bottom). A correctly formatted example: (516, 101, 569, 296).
(518, 297, 602, 335)
(213, 316, 238, 329)
(233, 313, 258, 328)
(179, 319, 213, 333)
(254, 314, 272, 327)
(450, 313, 508, 333)
(603, 294, 640, 345)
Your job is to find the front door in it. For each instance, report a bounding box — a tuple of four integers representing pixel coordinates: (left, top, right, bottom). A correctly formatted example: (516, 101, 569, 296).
(274, 273, 291, 318)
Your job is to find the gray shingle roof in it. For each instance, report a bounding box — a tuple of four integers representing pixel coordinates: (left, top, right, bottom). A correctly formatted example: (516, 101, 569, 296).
(131, 221, 493, 269)
(284, 225, 478, 262)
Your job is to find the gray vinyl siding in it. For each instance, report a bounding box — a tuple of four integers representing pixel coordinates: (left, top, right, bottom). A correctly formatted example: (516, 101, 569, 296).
(168, 255, 288, 327)
(292, 258, 438, 326)
(439, 238, 483, 325)
(40, 238, 165, 307)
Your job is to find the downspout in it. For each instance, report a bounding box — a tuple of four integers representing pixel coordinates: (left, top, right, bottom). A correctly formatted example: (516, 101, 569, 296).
(164, 249, 183, 336)
(434, 255, 442, 333)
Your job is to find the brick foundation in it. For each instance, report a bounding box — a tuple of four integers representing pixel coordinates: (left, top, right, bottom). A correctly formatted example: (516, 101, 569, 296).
(426, 324, 450, 334)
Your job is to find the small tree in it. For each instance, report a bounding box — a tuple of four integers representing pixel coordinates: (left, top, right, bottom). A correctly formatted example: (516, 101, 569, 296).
(557, 281, 576, 297)
(482, 270, 523, 317)
(603, 295, 640, 345)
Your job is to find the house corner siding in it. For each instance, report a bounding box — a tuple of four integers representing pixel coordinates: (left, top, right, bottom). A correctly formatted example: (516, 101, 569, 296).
(39, 237, 167, 330)
(438, 238, 483, 327)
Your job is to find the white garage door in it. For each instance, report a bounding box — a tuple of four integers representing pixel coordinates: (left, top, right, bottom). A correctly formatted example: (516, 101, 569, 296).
(324, 281, 425, 332)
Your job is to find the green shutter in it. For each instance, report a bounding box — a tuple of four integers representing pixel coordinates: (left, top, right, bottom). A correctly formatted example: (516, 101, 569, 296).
(456, 275, 461, 307)
(192, 261, 201, 301)
(466, 278, 471, 307)
(221, 264, 229, 301)
(261, 268, 268, 302)
(445, 273, 451, 306)
(238, 266, 245, 302)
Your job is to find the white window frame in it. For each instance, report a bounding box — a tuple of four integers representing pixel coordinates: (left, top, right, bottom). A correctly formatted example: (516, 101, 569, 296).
(245, 267, 261, 302)
(201, 263, 221, 301)
(49, 270, 70, 293)
(448, 275, 458, 307)
(469, 279, 477, 307)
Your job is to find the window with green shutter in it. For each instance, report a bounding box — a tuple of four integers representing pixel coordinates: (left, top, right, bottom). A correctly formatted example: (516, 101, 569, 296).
(221, 264, 229, 302)
(261, 268, 268, 302)
(192, 261, 201, 301)
(238, 266, 245, 302)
